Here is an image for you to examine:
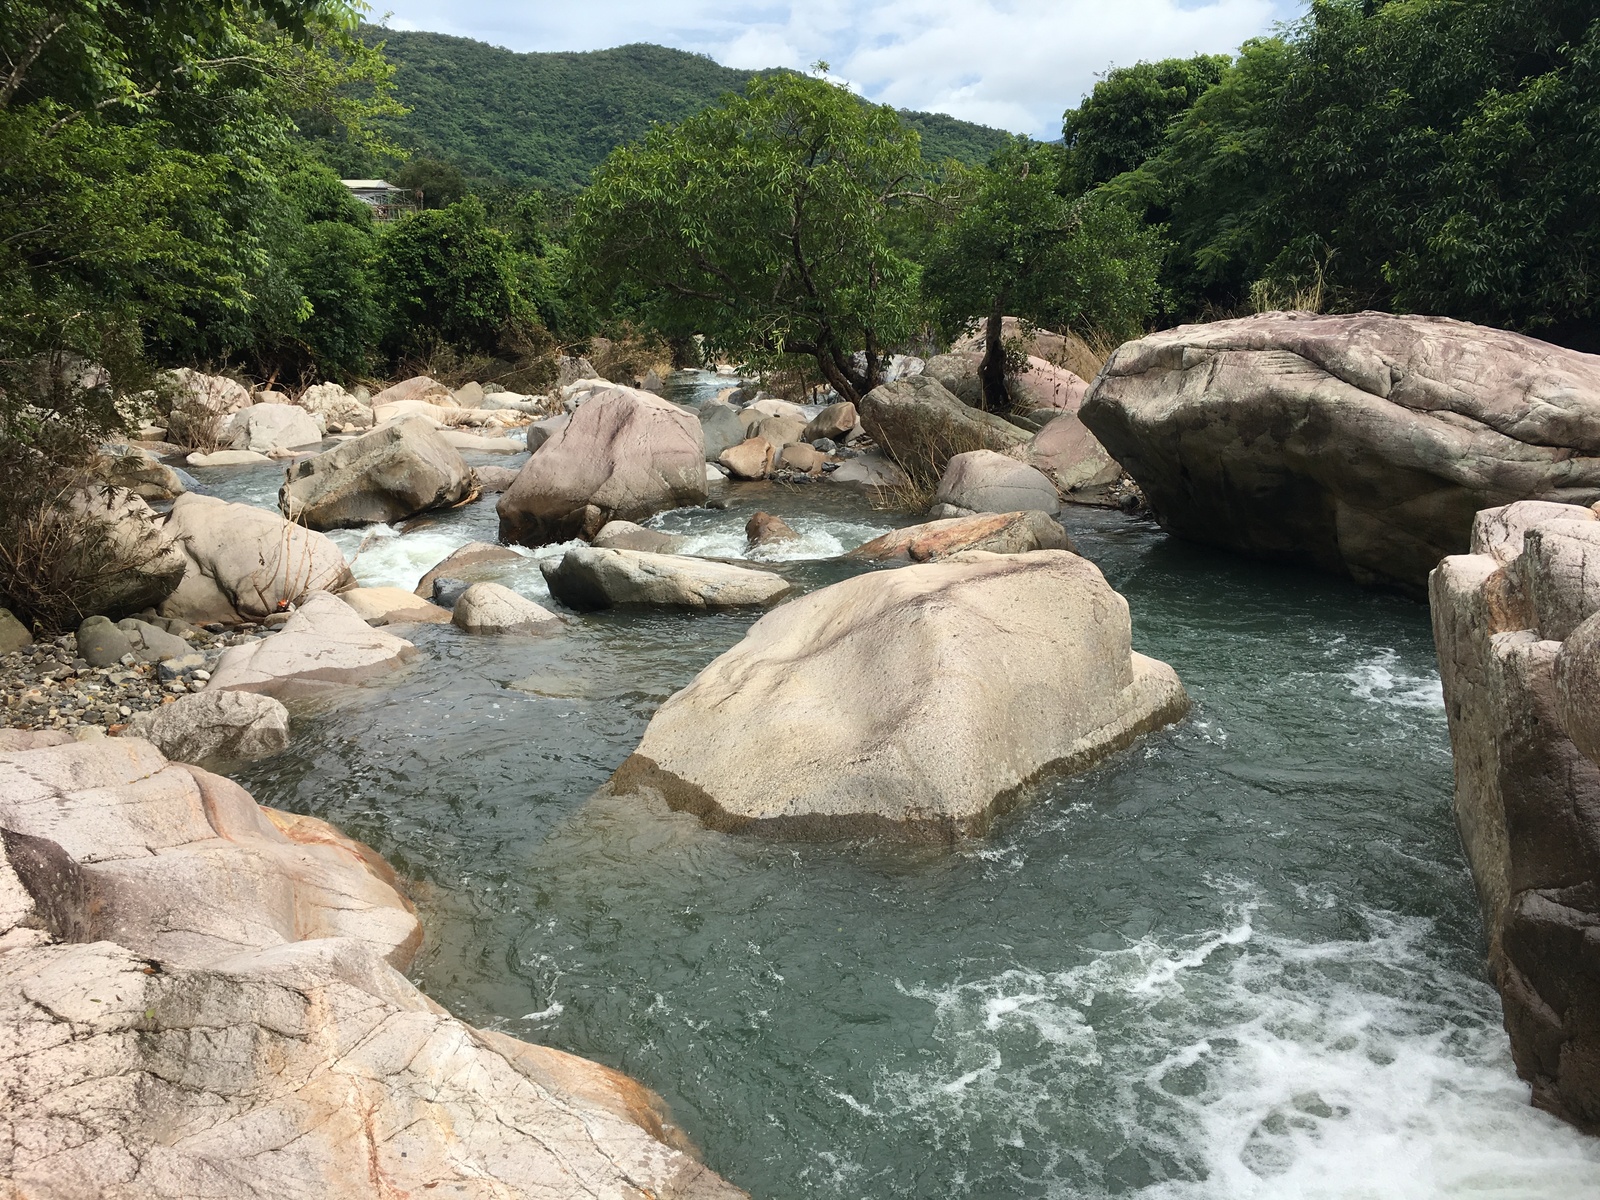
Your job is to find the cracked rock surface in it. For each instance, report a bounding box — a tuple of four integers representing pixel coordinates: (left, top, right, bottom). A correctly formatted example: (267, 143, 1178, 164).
(1432, 499, 1600, 1132)
(0, 733, 746, 1198)
(1082, 311, 1600, 594)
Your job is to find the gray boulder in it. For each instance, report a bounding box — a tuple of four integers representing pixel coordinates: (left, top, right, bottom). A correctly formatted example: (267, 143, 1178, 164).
(296, 381, 374, 432)
(280, 416, 475, 531)
(206, 592, 416, 699)
(0, 608, 31, 654)
(232, 403, 322, 452)
(451, 583, 563, 634)
(860, 375, 1028, 483)
(593, 520, 686, 554)
(934, 450, 1060, 515)
(76, 615, 133, 667)
(498, 386, 706, 546)
(116, 617, 191, 662)
(94, 444, 186, 502)
(802, 401, 858, 443)
(1081, 311, 1600, 593)
(699, 402, 747, 460)
(125, 690, 290, 764)
(541, 546, 791, 612)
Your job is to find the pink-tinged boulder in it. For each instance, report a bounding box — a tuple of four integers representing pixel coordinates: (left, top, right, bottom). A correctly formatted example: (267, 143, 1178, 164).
(158, 494, 354, 625)
(370, 374, 453, 407)
(612, 550, 1187, 839)
(206, 591, 417, 698)
(848, 511, 1072, 562)
(0, 735, 746, 1199)
(1027, 413, 1122, 500)
(1431, 499, 1600, 1133)
(719, 437, 775, 480)
(1082, 311, 1600, 594)
(498, 385, 706, 546)
(1010, 357, 1091, 412)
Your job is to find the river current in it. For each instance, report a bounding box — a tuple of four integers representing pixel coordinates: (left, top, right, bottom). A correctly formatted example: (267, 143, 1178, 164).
(192, 374, 1600, 1199)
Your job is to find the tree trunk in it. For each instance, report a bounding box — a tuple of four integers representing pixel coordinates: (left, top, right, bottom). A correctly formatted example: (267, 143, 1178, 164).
(978, 302, 1012, 414)
(816, 350, 860, 405)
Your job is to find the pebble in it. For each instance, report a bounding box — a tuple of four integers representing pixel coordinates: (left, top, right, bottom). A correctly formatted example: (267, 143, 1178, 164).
(0, 624, 263, 732)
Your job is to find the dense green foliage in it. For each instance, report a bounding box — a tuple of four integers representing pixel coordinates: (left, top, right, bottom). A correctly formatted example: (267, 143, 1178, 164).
(1061, 54, 1229, 192)
(924, 142, 1163, 409)
(1088, 0, 1600, 343)
(352, 30, 1014, 190)
(572, 74, 923, 402)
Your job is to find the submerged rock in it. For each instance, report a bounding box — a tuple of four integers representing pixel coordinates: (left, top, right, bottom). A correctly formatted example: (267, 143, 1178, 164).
(848, 511, 1073, 563)
(746, 511, 800, 547)
(541, 546, 792, 612)
(206, 591, 416, 698)
(1081, 311, 1600, 594)
(413, 541, 524, 599)
(498, 385, 706, 546)
(593, 519, 686, 554)
(611, 550, 1188, 838)
(1432, 499, 1600, 1131)
(0, 735, 745, 1198)
(279, 416, 475, 531)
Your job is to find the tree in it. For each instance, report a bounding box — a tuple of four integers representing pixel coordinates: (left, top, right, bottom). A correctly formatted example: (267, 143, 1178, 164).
(393, 155, 465, 208)
(570, 73, 923, 403)
(922, 141, 1164, 412)
(1061, 55, 1229, 193)
(376, 196, 526, 358)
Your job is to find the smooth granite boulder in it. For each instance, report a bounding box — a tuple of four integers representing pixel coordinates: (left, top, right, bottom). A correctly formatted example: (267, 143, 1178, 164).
(206, 592, 416, 698)
(860, 375, 1029, 483)
(848, 511, 1073, 563)
(451, 582, 563, 634)
(280, 417, 474, 531)
(497, 385, 706, 546)
(612, 550, 1188, 839)
(1083, 311, 1600, 593)
(933, 450, 1061, 515)
(124, 689, 290, 764)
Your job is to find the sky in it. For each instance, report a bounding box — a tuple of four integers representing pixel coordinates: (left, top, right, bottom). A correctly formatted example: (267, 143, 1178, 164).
(375, 0, 1309, 139)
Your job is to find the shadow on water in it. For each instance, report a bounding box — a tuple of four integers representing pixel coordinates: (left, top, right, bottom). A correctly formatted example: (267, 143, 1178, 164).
(216, 452, 1600, 1198)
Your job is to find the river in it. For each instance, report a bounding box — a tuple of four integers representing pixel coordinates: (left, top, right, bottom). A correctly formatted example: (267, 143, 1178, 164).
(189, 373, 1600, 1198)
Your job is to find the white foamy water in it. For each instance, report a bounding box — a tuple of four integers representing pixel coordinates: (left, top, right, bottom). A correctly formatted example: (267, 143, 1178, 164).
(860, 902, 1600, 1199)
(651, 510, 894, 562)
(1345, 649, 1446, 711)
(327, 522, 580, 603)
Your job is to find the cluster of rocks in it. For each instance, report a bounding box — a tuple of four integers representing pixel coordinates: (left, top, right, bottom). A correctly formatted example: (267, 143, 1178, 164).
(0, 732, 745, 1198)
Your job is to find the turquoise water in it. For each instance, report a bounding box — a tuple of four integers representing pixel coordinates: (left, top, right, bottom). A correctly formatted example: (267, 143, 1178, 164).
(193, 382, 1600, 1199)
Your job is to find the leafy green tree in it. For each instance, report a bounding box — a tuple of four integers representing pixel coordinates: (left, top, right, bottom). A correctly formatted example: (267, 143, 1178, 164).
(376, 196, 526, 358)
(570, 73, 924, 403)
(923, 141, 1164, 411)
(1061, 55, 1229, 193)
(393, 155, 466, 208)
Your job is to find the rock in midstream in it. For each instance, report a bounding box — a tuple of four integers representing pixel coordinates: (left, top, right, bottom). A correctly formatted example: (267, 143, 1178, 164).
(541, 547, 792, 612)
(610, 549, 1188, 839)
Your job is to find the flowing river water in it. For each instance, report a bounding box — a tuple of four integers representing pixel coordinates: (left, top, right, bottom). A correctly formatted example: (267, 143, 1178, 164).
(189, 374, 1600, 1198)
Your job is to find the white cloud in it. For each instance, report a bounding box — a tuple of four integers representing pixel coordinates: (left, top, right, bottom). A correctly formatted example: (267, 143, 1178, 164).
(377, 0, 1297, 138)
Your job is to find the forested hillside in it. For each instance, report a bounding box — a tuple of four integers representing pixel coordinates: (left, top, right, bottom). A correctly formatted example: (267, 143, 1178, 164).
(353, 29, 1014, 188)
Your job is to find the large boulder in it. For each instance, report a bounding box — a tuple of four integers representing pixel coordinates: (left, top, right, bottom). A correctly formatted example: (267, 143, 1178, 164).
(370, 374, 452, 407)
(207, 591, 417, 698)
(158, 494, 354, 624)
(933, 449, 1061, 515)
(163, 369, 251, 447)
(803, 401, 859, 443)
(124, 689, 290, 764)
(55, 485, 187, 620)
(497, 386, 706, 547)
(1027, 413, 1122, 500)
(859, 375, 1028, 483)
(231, 402, 322, 452)
(1081, 311, 1600, 594)
(848, 511, 1072, 562)
(611, 550, 1188, 838)
(541, 546, 792, 612)
(1431, 499, 1600, 1132)
(1009, 357, 1091, 412)
(828, 452, 911, 489)
(718, 437, 775, 480)
(699, 401, 747, 460)
(0, 736, 745, 1199)
(295, 381, 374, 432)
(279, 416, 475, 531)
(93, 443, 186, 502)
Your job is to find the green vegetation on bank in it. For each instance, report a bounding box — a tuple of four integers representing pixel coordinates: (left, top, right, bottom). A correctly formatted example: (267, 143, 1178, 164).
(340, 31, 1015, 189)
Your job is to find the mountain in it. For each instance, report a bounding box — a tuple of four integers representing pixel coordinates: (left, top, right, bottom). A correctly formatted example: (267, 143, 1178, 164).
(360, 30, 1016, 190)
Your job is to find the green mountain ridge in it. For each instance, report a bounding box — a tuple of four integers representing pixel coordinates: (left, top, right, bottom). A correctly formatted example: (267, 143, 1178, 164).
(360, 29, 1017, 190)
